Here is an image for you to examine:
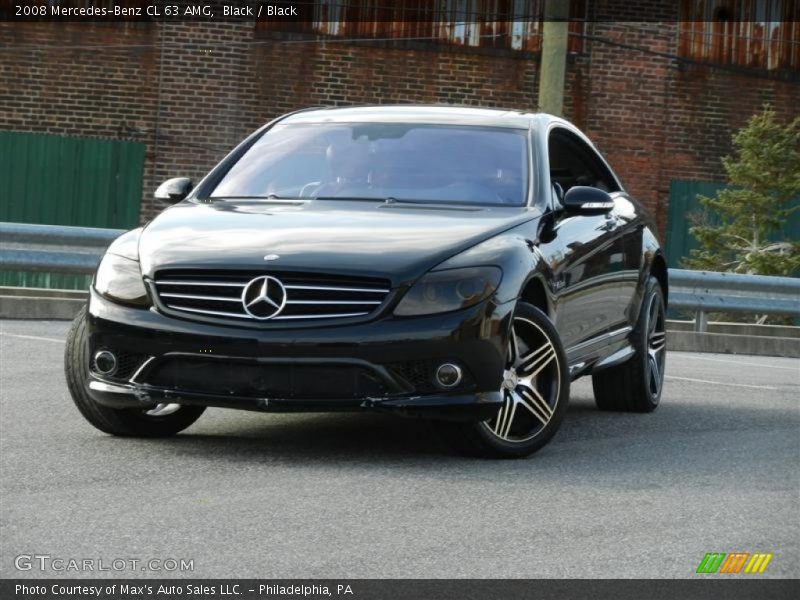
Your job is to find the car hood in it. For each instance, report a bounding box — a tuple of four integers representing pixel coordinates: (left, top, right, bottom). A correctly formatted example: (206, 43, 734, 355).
(138, 199, 539, 285)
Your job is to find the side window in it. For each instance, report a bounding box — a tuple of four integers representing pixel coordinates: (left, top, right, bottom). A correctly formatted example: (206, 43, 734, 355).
(547, 129, 619, 201)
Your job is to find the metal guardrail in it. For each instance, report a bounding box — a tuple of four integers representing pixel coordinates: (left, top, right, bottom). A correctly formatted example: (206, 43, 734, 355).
(0, 222, 124, 275)
(1, 223, 798, 331)
(669, 268, 800, 332)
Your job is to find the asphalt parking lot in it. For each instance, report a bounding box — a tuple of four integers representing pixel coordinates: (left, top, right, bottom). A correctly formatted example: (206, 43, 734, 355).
(1, 319, 798, 579)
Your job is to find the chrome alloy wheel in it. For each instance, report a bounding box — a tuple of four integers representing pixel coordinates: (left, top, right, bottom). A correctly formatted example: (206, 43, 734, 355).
(646, 292, 666, 399)
(482, 316, 562, 443)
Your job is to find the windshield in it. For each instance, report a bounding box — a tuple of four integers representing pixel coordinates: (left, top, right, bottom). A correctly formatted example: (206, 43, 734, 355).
(210, 122, 529, 206)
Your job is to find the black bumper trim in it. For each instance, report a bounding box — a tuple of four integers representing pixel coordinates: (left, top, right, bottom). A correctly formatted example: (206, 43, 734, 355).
(88, 378, 502, 422)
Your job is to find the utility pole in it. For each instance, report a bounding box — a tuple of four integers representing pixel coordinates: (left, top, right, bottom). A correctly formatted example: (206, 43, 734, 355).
(538, 0, 569, 116)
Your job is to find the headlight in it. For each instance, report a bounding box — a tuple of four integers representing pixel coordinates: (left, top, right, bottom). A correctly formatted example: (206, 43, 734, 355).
(94, 253, 149, 306)
(394, 266, 502, 317)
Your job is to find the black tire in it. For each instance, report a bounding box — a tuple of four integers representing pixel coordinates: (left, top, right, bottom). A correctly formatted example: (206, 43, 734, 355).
(592, 276, 666, 412)
(64, 307, 205, 436)
(435, 302, 570, 458)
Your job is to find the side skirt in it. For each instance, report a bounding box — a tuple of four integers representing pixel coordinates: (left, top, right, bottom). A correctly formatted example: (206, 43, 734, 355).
(565, 325, 633, 380)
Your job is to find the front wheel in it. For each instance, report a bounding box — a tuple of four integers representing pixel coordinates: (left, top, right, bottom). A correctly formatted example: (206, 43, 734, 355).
(64, 307, 205, 436)
(435, 302, 570, 458)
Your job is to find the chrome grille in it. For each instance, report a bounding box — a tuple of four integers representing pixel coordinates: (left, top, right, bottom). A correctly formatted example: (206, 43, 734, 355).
(152, 270, 391, 323)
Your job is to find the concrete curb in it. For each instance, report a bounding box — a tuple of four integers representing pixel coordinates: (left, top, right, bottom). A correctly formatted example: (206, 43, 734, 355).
(667, 330, 800, 358)
(666, 319, 800, 339)
(666, 320, 800, 358)
(0, 287, 87, 320)
(0, 295, 86, 320)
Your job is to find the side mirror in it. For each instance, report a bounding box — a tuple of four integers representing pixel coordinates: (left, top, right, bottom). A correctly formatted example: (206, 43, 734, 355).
(562, 186, 614, 214)
(155, 177, 193, 204)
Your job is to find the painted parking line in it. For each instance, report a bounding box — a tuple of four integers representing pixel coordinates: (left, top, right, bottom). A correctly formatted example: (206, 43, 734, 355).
(665, 375, 779, 391)
(678, 354, 799, 372)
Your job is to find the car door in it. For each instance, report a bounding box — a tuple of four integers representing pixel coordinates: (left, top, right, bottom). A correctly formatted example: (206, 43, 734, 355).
(545, 127, 637, 352)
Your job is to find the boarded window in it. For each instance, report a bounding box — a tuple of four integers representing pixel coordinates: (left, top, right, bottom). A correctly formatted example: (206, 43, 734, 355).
(679, 0, 800, 71)
(257, 0, 587, 54)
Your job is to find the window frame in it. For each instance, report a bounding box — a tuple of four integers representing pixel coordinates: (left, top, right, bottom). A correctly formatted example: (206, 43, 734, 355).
(545, 124, 623, 210)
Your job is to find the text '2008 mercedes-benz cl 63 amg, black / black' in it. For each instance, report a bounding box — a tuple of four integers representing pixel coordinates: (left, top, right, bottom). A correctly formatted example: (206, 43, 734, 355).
(65, 105, 668, 458)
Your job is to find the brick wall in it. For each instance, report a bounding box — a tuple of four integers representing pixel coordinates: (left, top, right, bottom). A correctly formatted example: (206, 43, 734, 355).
(572, 3, 797, 236)
(1, 11, 797, 242)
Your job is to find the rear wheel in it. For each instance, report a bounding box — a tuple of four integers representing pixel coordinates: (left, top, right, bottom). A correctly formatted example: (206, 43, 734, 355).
(592, 276, 666, 412)
(64, 307, 205, 436)
(435, 302, 569, 458)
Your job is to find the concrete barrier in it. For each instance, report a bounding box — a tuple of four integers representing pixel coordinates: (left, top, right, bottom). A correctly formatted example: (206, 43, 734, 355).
(667, 330, 800, 358)
(665, 320, 800, 357)
(0, 287, 87, 320)
(666, 320, 800, 339)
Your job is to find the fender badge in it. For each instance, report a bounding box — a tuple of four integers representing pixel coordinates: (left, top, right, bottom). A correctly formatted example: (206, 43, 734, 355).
(263, 254, 280, 261)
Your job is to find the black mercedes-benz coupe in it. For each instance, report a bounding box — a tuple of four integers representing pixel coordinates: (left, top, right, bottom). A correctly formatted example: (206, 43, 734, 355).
(65, 105, 667, 458)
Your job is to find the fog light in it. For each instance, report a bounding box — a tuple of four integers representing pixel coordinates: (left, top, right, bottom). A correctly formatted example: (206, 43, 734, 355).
(435, 363, 462, 388)
(93, 350, 118, 376)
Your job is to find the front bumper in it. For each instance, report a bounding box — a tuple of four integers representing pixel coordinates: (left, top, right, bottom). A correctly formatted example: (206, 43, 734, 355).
(85, 289, 513, 422)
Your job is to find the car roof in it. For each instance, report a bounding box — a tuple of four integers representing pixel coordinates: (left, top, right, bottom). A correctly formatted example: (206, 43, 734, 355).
(280, 105, 559, 130)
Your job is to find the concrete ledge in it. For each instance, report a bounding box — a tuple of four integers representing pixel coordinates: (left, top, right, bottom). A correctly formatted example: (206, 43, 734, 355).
(0, 286, 88, 299)
(667, 330, 800, 358)
(667, 319, 800, 339)
(0, 291, 86, 320)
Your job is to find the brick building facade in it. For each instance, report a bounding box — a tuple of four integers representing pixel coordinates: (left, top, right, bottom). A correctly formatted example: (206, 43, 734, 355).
(1, 0, 797, 244)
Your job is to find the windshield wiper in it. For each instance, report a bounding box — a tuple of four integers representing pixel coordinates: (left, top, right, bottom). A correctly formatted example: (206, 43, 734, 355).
(207, 195, 308, 201)
(314, 196, 457, 206)
(311, 196, 389, 203)
(382, 197, 445, 205)
(210, 195, 507, 207)
(382, 197, 487, 208)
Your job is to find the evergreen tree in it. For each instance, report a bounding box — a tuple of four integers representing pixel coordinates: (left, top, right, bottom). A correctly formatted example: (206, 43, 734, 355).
(684, 106, 800, 276)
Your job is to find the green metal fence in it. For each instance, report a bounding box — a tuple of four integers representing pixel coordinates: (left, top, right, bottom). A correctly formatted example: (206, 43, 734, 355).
(665, 179, 800, 269)
(0, 131, 144, 290)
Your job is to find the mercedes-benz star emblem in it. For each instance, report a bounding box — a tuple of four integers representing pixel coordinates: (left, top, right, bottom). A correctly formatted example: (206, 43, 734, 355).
(241, 275, 287, 320)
